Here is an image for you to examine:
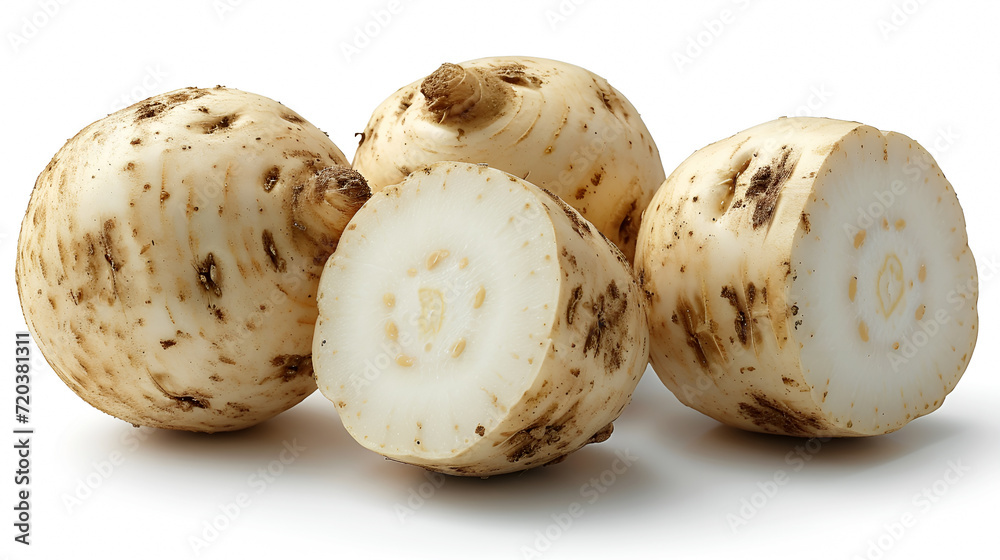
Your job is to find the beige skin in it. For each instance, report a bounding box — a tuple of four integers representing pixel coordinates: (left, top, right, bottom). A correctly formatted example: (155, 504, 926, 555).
(313, 162, 649, 476)
(636, 117, 977, 437)
(352, 56, 665, 261)
(17, 87, 369, 432)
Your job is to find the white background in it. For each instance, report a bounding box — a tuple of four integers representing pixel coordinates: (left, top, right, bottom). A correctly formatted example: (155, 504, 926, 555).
(2, 1, 998, 559)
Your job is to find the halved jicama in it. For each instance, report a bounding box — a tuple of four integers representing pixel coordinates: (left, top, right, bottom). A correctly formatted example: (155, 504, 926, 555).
(635, 117, 978, 436)
(313, 162, 649, 475)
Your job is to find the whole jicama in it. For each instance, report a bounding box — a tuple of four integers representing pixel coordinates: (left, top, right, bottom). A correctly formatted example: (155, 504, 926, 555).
(635, 117, 977, 436)
(312, 162, 649, 476)
(16, 86, 369, 432)
(352, 56, 665, 261)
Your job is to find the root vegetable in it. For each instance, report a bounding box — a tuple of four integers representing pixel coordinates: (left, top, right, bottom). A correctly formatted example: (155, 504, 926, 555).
(352, 56, 665, 261)
(16, 87, 370, 432)
(635, 117, 977, 436)
(312, 162, 649, 476)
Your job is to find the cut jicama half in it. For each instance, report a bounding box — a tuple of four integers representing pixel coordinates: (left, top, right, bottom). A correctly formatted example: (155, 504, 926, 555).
(313, 161, 649, 475)
(635, 117, 978, 436)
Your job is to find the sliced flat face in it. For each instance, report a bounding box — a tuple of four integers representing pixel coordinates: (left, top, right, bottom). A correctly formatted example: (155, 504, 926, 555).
(791, 128, 978, 433)
(313, 164, 562, 459)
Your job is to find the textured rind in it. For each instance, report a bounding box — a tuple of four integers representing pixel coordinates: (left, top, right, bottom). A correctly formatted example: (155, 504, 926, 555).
(16, 87, 364, 432)
(316, 162, 649, 476)
(635, 117, 977, 437)
(352, 56, 665, 262)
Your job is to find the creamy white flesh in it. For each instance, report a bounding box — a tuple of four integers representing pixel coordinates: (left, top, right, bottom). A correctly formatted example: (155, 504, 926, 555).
(352, 56, 665, 261)
(636, 117, 977, 436)
(314, 162, 649, 475)
(792, 129, 977, 433)
(319, 170, 560, 455)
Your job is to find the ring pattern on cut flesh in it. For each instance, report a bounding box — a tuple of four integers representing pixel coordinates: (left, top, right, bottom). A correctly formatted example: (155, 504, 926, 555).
(791, 130, 978, 433)
(313, 168, 562, 459)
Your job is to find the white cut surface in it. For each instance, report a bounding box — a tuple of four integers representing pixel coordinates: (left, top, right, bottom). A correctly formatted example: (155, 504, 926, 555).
(792, 131, 978, 434)
(313, 169, 561, 458)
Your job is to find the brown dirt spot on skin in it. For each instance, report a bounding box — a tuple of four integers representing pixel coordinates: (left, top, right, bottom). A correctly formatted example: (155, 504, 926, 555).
(566, 285, 583, 325)
(637, 268, 654, 303)
(226, 402, 251, 414)
(83, 219, 126, 305)
(583, 281, 629, 370)
(745, 146, 799, 229)
(160, 339, 176, 349)
(800, 212, 811, 233)
(721, 285, 750, 347)
(134, 89, 207, 123)
(560, 247, 578, 269)
(149, 373, 211, 411)
(617, 199, 639, 251)
(569, 368, 580, 377)
(491, 62, 543, 87)
(738, 393, 824, 436)
(503, 401, 594, 465)
(135, 101, 168, 121)
(540, 187, 590, 238)
(263, 166, 280, 192)
(747, 282, 756, 306)
(782, 377, 798, 386)
(262, 230, 286, 272)
(575, 187, 587, 200)
(734, 310, 749, 345)
(271, 354, 313, 382)
(171, 395, 209, 410)
(196, 253, 222, 297)
(130, 138, 141, 145)
(504, 404, 567, 464)
(204, 114, 235, 134)
(506, 424, 562, 463)
(166, 88, 206, 104)
(475, 425, 485, 436)
(591, 171, 603, 187)
(448, 465, 478, 476)
(281, 113, 304, 124)
(598, 88, 615, 114)
(397, 91, 415, 115)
